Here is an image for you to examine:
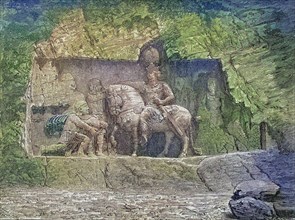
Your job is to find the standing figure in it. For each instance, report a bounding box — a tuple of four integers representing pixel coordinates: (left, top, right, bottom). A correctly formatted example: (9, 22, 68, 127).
(86, 78, 106, 120)
(85, 78, 112, 154)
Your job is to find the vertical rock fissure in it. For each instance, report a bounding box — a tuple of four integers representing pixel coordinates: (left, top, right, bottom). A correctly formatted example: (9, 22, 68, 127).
(43, 156, 49, 187)
(99, 161, 113, 189)
(240, 161, 256, 180)
(196, 168, 213, 192)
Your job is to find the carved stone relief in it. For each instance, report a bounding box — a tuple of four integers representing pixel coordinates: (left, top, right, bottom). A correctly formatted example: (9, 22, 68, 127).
(26, 43, 222, 157)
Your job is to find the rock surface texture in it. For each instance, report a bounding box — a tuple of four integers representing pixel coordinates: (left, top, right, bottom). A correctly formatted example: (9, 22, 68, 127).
(1, 149, 293, 219)
(229, 197, 275, 220)
(232, 180, 280, 201)
(0, 188, 232, 220)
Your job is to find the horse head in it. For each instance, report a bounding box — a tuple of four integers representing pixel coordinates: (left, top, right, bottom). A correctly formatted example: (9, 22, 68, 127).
(106, 88, 124, 116)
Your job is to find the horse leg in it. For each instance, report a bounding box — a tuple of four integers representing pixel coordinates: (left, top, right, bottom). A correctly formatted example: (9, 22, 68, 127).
(158, 131, 174, 157)
(76, 133, 90, 157)
(179, 134, 189, 158)
(109, 125, 118, 154)
(132, 126, 138, 156)
(139, 110, 149, 146)
(95, 129, 106, 156)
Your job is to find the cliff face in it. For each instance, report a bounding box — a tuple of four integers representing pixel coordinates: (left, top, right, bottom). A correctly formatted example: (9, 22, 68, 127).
(25, 150, 294, 218)
(27, 1, 294, 155)
(166, 0, 295, 151)
(212, 0, 295, 150)
(34, 9, 159, 60)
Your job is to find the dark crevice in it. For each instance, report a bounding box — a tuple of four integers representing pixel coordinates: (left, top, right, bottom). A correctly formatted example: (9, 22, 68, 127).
(43, 156, 49, 187)
(240, 161, 255, 180)
(196, 168, 213, 192)
(99, 161, 113, 189)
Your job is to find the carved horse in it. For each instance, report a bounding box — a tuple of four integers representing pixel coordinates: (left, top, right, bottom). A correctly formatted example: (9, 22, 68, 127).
(140, 105, 193, 157)
(106, 85, 145, 156)
(106, 84, 193, 157)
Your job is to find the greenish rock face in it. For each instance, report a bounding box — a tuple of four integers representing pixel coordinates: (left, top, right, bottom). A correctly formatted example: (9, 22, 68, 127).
(37, 156, 207, 189)
(27, 1, 295, 156)
(1, 0, 294, 186)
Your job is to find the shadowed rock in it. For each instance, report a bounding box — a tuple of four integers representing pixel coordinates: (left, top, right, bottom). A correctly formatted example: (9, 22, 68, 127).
(229, 197, 276, 220)
(232, 180, 280, 202)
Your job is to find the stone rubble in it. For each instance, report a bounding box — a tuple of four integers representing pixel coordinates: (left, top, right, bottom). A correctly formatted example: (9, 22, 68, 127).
(0, 187, 233, 220)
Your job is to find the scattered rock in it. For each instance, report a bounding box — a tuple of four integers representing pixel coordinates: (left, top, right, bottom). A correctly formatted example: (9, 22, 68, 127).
(197, 152, 269, 193)
(274, 201, 295, 218)
(229, 197, 276, 220)
(0, 187, 231, 219)
(232, 180, 280, 201)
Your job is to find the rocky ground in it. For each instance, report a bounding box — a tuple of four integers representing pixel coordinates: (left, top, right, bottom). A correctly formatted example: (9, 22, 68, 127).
(0, 187, 234, 220)
(0, 149, 294, 219)
(0, 187, 293, 220)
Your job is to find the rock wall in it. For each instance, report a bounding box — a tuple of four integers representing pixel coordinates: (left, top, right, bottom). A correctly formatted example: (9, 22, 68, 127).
(26, 3, 295, 155)
(32, 150, 294, 217)
(38, 156, 207, 190)
(26, 9, 234, 156)
(200, 0, 295, 151)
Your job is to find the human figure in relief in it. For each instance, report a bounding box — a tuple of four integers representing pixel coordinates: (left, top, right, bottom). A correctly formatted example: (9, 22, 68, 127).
(86, 78, 106, 120)
(44, 101, 108, 156)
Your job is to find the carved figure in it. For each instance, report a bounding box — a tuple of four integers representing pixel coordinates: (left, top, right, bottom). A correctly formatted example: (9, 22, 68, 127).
(106, 85, 145, 156)
(45, 101, 108, 156)
(141, 65, 193, 157)
(86, 78, 105, 120)
(106, 82, 193, 157)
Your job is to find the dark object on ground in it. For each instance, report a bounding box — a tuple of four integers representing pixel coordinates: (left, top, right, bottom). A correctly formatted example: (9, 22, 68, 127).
(229, 196, 275, 220)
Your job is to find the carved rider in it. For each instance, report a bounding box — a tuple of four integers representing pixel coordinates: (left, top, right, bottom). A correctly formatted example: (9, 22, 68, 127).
(139, 64, 188, 145)
(86, 78, 106, 120)
(143, 64, 175, 107)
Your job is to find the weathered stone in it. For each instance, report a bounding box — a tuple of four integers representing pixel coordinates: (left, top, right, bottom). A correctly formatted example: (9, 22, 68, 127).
(40, 156, 208, 191)
(197, 150, 295, 218)
(274, 201, 295, 218)
(197, 152, 269, 193)
(35, 9, 159, 60)
(233, 180, 280, 201)
(0, 187, 231, 220)
(229, 197, 276, 220)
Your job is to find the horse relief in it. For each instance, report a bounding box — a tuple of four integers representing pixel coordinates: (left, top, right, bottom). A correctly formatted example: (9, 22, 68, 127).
(106, 84, 193, 157)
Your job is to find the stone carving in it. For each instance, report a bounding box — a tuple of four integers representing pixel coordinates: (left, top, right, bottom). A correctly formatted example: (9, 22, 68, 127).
(30, 45, 198, 157)
(86, 78, 106, 120)
(44, 101, 107, 156)
(106, 64, 193, 157)
(229, 197, 276, 220)
(106, 84, 145, 156)
(140, 65, 193, 157)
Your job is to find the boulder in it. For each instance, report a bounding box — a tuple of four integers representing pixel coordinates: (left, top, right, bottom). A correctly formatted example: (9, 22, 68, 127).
(196, 152, 270, 193)
(229, 197, 276, 220)
(232, 180, 280, 202)
(274, 200, 295, 218)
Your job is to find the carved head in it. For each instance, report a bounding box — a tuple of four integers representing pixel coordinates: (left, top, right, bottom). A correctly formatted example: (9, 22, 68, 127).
(106, 88, 123, 116)
(141, 46, 160, 66)
(146, 65, 161, 84)
(73, 100, 89, 116)
(88, 78, 104, 95)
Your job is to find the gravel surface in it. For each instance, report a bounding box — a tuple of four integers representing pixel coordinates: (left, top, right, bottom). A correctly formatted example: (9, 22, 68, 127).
(0, 187, 234, 220)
